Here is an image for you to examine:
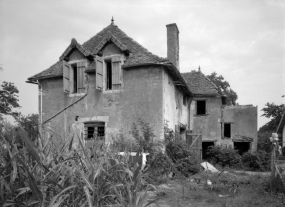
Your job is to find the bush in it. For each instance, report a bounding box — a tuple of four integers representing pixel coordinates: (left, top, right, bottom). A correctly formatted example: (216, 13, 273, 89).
(165, 130, 200, 177)
(206, 146, 241, 168)
(241, 150, 270, 172)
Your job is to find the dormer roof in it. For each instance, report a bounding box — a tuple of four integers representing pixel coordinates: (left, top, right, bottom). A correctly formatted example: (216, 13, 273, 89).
(59, 38, 94, 61)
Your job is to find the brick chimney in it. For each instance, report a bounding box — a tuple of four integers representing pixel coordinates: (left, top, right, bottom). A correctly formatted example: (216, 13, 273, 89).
(166, 23, 179, 70)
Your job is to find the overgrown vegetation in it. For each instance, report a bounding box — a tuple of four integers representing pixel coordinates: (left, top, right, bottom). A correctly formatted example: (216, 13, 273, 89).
(206, 146, 271, 172)
(0, 123, 159, 206)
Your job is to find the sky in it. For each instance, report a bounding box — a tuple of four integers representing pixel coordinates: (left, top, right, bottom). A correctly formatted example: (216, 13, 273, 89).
(0, 0, 284, 129)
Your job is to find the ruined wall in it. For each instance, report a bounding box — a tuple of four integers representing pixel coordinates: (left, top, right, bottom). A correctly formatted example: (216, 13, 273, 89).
(39, 45, 164, 145)
(163, 69, 188, 132)
(223, 105, 258, 152)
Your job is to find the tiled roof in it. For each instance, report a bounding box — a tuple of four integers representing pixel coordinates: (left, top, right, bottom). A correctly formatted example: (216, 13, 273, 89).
(28, 23, 168, 81)
(181, 70, 221, 96)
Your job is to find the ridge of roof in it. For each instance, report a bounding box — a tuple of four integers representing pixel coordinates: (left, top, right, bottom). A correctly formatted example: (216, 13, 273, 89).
(181, 70, 221, 96)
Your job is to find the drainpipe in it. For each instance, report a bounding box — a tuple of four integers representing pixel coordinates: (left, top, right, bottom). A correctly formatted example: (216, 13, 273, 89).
(26, 80, 42, 124)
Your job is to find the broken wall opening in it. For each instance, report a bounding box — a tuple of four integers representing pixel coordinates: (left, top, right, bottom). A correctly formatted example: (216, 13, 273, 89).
(202, 141, 214, 160)
(234, 142, 250, 155)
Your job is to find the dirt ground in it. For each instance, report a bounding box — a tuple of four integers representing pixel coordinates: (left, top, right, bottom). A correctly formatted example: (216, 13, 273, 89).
(151, 171, 285, 207)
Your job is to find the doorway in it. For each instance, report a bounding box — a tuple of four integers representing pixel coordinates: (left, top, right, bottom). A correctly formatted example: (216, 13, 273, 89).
(234, 142, 250, 155)
(202, 142, 214, 160)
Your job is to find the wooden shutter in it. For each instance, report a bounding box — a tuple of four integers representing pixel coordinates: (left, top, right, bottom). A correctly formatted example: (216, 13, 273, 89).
(112, 56, 121, 90)
(77, 61, 86, 93)
(95, 56, 103, 90)
(63, 60, 70, 93)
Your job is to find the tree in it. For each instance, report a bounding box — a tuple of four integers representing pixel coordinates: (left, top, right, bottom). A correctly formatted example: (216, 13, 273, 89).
(0, 81, 20, 118)
(207, 72, 238, 105)
(258, 102, 285, 152)
(259, 102, 285, 133)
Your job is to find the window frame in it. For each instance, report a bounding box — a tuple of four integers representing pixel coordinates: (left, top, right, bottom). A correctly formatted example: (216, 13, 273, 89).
(64, 59, 87, 95)
(84, 122, 105, 140)
(196, 100, 207, 116)
(224, 123, 231, 138)
(103, 55, 123, 92)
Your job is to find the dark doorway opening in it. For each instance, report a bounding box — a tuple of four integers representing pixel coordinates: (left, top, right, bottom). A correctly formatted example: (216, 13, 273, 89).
(234, 142, 250, 155)
(202, 142, 214, 160)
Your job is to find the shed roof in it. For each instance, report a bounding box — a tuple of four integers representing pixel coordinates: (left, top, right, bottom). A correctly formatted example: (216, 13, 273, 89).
(181, 70, 221, 96)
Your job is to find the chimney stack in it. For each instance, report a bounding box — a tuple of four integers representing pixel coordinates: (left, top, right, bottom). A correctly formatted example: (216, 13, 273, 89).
(166, 23, 179, 70)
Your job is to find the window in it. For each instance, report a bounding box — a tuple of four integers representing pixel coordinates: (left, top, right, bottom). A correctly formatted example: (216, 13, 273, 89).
(183, 95, 187, 106)
(84, 122, 105, 140)
(95, 55, 122, 91)
(63, 60, 86, 94)
(224, 123, 231, 138)
(196, 100, 206, 115)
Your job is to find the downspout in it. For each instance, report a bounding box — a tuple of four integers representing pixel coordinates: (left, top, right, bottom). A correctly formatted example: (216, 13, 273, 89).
(26, 80, 42, 124)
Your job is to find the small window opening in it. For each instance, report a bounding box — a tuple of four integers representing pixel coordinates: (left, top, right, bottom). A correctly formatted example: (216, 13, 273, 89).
(234, 142, 250, 155)
(224, 123, 231, 138)
(72, 63, 78, 93)
(197, 100, 206, 115)
(106, 61, 112, 90)
(222, 96, 227, 105)
(84, 122, 105, 140)
(183, 95, 187, 106)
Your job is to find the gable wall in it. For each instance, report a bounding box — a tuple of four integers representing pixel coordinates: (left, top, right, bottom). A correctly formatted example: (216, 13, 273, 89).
(69, 49, 86, 61)
(39, 43, 164, 146)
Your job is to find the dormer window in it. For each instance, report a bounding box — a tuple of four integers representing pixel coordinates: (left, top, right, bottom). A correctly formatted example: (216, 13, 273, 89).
(95, 55, 122, 91)
(63, 60, 87, 94)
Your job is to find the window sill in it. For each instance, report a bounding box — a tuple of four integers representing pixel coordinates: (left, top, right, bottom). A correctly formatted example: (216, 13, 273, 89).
(68, 93, 86, 97)
(194, 114, 209, 117)
(103, 89, 123, 94)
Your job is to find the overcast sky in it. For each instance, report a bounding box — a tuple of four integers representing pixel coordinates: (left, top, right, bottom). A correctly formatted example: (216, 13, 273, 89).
(0, 0, 284, 128)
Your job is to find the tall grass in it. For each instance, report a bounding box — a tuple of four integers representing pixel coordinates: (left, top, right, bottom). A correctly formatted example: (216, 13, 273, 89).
(0, 125, 158, 207)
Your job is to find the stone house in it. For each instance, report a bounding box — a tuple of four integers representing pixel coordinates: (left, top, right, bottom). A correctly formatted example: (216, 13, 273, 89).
(27, 21, 257, 155)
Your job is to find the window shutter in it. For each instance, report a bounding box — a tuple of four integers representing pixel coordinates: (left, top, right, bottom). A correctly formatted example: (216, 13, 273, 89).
(112, 56, 121, 90)
(77, 61, 86, 93)
(95, 56, 103, 90)
(63, 60, 70, 93)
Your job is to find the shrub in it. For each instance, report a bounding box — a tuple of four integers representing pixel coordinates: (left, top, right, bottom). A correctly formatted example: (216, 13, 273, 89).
(165, 127, 200, 177)
(241, 150, 270, 171)
(206, 146, 241, 168)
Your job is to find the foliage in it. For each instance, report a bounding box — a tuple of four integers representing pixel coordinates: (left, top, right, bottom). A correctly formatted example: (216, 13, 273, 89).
(165, 125, 200, 177)
(131, 118, 162, 154)
(145, 151, 173, 184)
(241, 151, 271, 172)
(0, 81, 20, 118)
(257, 130, 272, 152)
(206, 72, 238, 106)
(206, 146, 271, 172)
(206, 146, 241, 168)
(259, 102, 285, 133)
(0, 125, 158, 207)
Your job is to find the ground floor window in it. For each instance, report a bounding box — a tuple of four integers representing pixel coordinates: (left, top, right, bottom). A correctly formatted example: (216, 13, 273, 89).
(84, 122, 105, 140)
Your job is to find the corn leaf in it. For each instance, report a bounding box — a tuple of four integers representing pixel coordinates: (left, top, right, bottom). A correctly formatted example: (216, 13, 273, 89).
(48, 185, 77, 207)
(83, 186, 93, 207)
(18, 125, 48, 172)
(27, 170, 43, 204)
